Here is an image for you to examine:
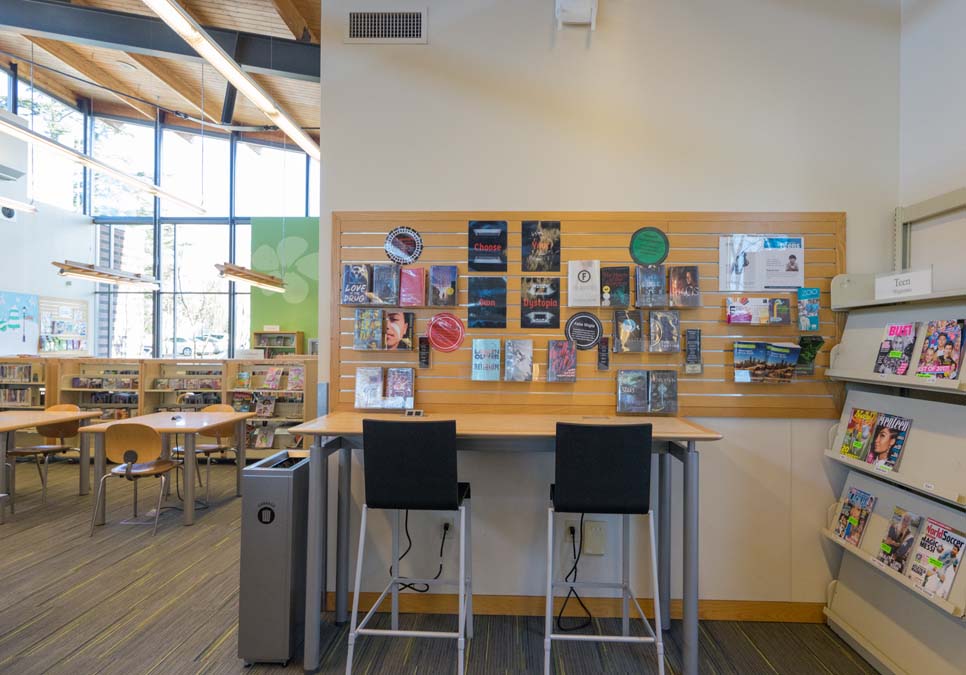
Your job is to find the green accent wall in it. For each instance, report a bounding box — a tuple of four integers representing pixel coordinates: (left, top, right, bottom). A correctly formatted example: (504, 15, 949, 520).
(250, 217, 319, 343)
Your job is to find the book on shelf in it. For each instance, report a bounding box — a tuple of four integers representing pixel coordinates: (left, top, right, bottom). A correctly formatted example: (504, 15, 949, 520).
(635, 265, 667, 308)
(354, 367, 384, 409)
(522, 220, 561, 272)
(668, 265, 701, 307)
(471, 339, 502, 382)
(399, 267, 426, 306)
(385, 311, 415, 350)
(428, 265, 459, 307)
(613, 310, 646, 353)
(384, 367, 415, 409)
(253, 426, 276, 449)
(616, 370, 649, 414)
(234, 371, 251, 389)
(648, 370, 678, 414)
(839, 408, 878, 460)
(353, 308, 384, 350)
(467, 277, 508, 329)
(254, 395, 277, 418)
(0, 364, 33, 382)
(797, 287, 821, 331)
(547, 340, 577, 383)
(520, 277, 560, 329)
(833, 487, 876, 547)
(504, 339, 534, 382)
(864, 413, 912, 472)
(369, 264, 400, 304)
(468, 220, 508, 272)
(914, 319, 964, 380)
(600, 266, 631, 308)
(567, 259, 601, 307)
(873, 323, 917, 375)
(906, 518, 965, 600)
(154, 377, 169, 389)
(649, 310, 680, 353)
(341, 263, 371, 304)
(875, 507, 922, 574)
(287, 366, 305, 392)
(262, 367, 284, 390)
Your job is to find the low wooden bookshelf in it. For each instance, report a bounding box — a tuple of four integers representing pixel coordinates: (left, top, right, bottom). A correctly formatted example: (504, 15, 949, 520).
(141, 360, 226, 413)
(57, 358, 141, 421)
(0, 356, 56, 411)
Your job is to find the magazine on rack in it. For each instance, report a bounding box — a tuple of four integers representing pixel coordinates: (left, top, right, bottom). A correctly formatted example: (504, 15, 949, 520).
(864, 413, 912, 472)
(873, 323, 917, 375)
(839, 408, 878, 461)
(907, 518, 965, 600)
(875, 507, 922, 573)
(833, 487, 876, 547)
(914, 319, 964, 380)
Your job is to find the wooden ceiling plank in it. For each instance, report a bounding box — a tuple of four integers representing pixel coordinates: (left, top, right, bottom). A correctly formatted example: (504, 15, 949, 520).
(127, 54, 221, 123)
(271, 0, 319, 43)
(26, 37, 155, 119)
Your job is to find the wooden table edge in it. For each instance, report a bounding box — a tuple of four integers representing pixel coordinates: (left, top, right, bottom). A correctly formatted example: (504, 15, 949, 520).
(80, 412, 257, 434)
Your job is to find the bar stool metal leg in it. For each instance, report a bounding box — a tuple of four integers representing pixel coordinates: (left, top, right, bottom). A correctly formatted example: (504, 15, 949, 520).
(622, 513, 630, 636)
(648, 510, 666, 675)
(465, 498, 473, 640)
(544, 506, 554, 675)
(346, 504, 368, 675)
(457, 503, 466, 675)
(391, 508, 400, 631)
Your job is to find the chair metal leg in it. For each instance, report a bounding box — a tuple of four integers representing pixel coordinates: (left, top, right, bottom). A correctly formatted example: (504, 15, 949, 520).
(648, 511, 665, 675)
(197, 459, 204, 489)
(132, 478, 138, 519)
(41, 454, 50, 505)
(153, 475, 167, 536)
(8, 461, 15, 514)
(465, 498, 473, 640)
(90, 474, 111, 536)
(544, 506, 554, 675)
(457, 504, 466, 675)
(346, 504, 368, 675)
(391, 508, 400, 631)
(622, 513, 630, 636)
(205, 454, 211, 503)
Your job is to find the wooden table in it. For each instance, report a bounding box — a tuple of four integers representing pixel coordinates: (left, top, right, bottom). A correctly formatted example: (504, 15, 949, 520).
(81, 411, 255, 526)
(0, 409, 103, 524)
(290, 411, 722, 675)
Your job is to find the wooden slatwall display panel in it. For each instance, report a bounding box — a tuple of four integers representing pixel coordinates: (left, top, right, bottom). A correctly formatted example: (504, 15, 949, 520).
(332, 212, 846, 418)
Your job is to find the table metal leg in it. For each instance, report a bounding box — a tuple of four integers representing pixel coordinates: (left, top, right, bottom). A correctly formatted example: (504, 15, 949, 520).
(336, 445, 352, 624)
(682, 441, 700, 675)
(303, 434, 329, 674)
(79, 431, 90, 496)
(183, 433, 196, 525)
(658, 450, 671, 629)
(94, 434, 107, 526)
(0, 431, 9, 524)
(235, 419, 246, 496)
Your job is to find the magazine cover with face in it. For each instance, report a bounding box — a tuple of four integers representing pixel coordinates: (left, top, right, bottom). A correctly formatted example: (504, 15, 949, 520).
(915, 319, 964, 379)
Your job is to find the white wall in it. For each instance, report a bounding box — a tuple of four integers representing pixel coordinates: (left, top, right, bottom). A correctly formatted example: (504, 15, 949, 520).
(320, 0, 901, 603)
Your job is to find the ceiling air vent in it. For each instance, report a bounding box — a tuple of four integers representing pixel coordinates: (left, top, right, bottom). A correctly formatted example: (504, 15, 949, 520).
(345, 10, 427, 44)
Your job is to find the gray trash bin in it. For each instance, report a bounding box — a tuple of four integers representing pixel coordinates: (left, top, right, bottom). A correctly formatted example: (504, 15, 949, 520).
(238, 450, 310, 666)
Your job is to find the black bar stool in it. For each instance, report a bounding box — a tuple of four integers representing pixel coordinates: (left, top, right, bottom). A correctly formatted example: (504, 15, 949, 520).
(346, 419, 473, 675)
(544, 422, 664, 675)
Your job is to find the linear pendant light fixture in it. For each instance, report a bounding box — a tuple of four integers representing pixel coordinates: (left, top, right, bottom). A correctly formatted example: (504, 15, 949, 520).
(52, 260, 160, 287)
(139, 0, 321, 162)
(0, 117, 205, 214)
(0, 195, 37, 214)
(215, 262, 286, 293)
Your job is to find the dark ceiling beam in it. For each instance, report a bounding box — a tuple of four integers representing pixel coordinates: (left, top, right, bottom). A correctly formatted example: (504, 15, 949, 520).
(0, 0, 320, 82)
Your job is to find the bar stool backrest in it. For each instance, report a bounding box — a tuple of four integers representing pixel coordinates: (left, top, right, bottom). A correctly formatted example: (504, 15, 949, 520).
(362, 419, 458, 510)
(36, 403, 81, 442)
(554, 422, 653, 514)
(106, 423, 163, 464)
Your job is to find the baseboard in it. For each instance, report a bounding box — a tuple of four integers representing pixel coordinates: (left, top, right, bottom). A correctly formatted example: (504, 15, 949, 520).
(324, 593, 825, 623)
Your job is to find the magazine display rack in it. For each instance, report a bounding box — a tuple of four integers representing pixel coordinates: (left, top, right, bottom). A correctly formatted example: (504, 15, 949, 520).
(825, 273, 966, 674)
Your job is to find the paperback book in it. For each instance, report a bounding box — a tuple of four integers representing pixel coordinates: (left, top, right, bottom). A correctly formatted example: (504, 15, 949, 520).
(504, 339, 534, 382)
(733, 341, 767, 382)
(520, 277, 560, 329)
(231, 392, 254, 412)
(471, 339, 502, 381)
(726, 297, 770, 324)
(287, 366, 305, 391)
(797, 287, 821, 331)
(613, 310, 646, 353)
(522, 220, 561, 272)
(254, 395, 276, 418)
(353, 308, 384, 350)
(833, 487, 877, 547)
(762, 342, 801, 382)
(668, 266, 701, 307)
(234, 371, 251, 389)
(354, 367, 384, 409)
(635, 265, 667, 307)
(767, 298, 792, 325)
(253, 426, 276, 449)
(547, 340, 577, 383)
(400, 267, 426, 306)
(648, 370, 678, 414)
(873, 323, 917, 375)
(468, 220, 508, 271)
(865, 413, 912, 472)
(468, 276, 508, 328)
(369, 264, 400, 304)
(649, 310, 681, 353)
(839, 408, 878, 461)
(384, 311, 415, 350)
(616, 370, 649, 414)
(914, 319, 964, 380)
(875, 507, 922, 573)
(567, 259, 601, 307)
(428, 266, 459, 307)
(341, 263, 371, 304)
(384, 367, 415, 409)
(600, 266, 631, 308)
(263, 367, 283, 390)
(907, 518, 965, 600)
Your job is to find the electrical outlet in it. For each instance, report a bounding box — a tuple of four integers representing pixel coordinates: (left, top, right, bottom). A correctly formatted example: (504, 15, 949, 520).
(583, 520, 606, 556)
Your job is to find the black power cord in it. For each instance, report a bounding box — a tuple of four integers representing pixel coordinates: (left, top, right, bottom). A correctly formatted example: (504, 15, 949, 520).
(389, 510, 448, 593)
(556, 512, 593, 632)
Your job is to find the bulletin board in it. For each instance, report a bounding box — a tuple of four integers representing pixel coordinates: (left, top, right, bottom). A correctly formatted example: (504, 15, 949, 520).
(331, 212, 846, 418)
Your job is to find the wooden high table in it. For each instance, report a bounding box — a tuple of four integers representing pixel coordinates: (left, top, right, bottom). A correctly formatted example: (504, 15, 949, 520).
(0, 409, 104, 524)
(81, 411, 255, 526)
(290, 411, 722, 675)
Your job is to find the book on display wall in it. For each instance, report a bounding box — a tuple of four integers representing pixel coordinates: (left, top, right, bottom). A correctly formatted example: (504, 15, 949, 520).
(600, 266, 631, 308)
(471, 339, 502, 382)
(833, 487, 876, 547)
(428, 266, 459, 307)
(649, 310, 680, 353)
(616, 370, 648, 414)
(873, 323, 917, 375)
(762, 343, 800, 383)
(914, 319, 964, 380)
(647, 370, 678, 414)
(875, 507, 922, 574)
(354, 367, 384, 409)
(353, 308, 384, 350)
(504, 339, 534, 382)
(906, 518, 965, 600)
(567, 259, 601, 307)
(341, 263, 371, 304)
(384, 368, 415, 409)
(613, 309, 646, 353)
(369, 264, 400, 305)
(400, 267, 426, 306)
(547, 340, 577, 383)
(635, 265, 667, 307)
(384, 311, 415, 351)
(668, 266, 701, 307)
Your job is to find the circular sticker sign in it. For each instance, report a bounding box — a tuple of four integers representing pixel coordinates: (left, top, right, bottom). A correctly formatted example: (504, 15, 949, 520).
(385, 227, 424, 265)
(629, 227, 670, 265)
(426, 312, 466, 352)
(565, 312, 603, 350)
